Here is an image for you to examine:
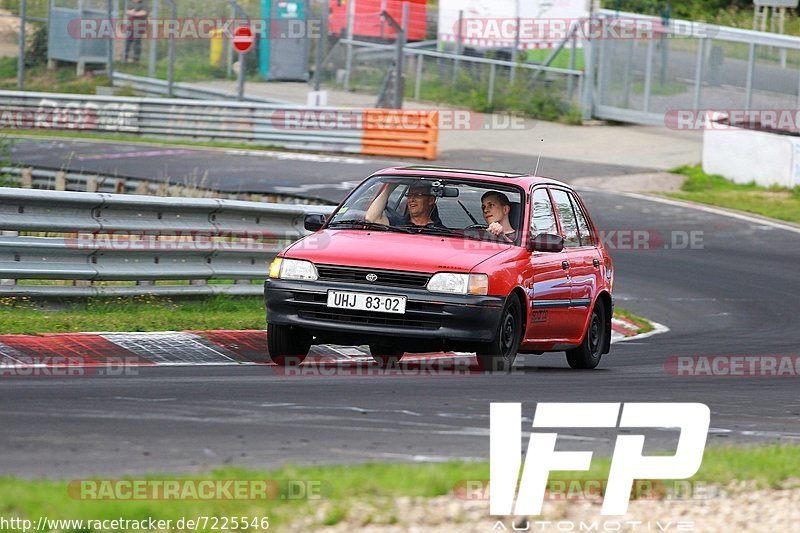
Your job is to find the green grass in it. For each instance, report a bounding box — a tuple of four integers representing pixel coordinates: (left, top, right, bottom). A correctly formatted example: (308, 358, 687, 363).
(0, 295, 266, 334)
(0, 57, 109, 94)
(0, 445, 797, 532)
(669, 165, 800, 224)
(614, 308, 655, 334)
(0, 292, 652, 336)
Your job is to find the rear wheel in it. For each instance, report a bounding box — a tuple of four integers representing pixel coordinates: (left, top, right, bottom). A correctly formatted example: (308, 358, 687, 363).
(566, 303, 606, 370)
(476, 297, 522, 372)
(369, 345, 405, 368)
(267, 323, 311, 366)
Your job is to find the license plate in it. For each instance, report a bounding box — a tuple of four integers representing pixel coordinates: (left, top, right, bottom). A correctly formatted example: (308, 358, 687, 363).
(327, 290, 407, 315)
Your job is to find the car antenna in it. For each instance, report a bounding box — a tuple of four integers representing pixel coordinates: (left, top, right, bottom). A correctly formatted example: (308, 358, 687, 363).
(534, 138, 545, 177)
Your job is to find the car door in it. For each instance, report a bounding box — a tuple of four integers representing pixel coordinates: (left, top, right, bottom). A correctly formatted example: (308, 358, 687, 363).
(523, 187, 576, 344)
(549, 188, 594, 341)
(568, 192, 603, 308)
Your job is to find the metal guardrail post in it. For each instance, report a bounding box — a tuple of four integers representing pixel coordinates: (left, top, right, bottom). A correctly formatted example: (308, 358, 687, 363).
(17, 0, 26, 90)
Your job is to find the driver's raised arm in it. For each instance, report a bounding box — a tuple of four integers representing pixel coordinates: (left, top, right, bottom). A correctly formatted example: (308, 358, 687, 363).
(364, 183, 398, 225)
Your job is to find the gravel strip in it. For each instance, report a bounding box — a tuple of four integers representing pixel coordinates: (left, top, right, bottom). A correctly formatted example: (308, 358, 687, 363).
(291, 482, 800, 532)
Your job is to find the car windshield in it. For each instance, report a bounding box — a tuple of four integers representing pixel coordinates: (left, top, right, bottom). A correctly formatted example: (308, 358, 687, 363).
(327, 176, 524, 245)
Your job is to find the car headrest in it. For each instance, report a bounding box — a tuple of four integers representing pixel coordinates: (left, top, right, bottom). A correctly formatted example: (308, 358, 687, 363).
(508, 202, 521, 230)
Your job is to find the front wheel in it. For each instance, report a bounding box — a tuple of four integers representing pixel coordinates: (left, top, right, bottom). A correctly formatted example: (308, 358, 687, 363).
(476, 297, 522, 372)
(267, 323, 311, 366)
(566, 303, 607, 370)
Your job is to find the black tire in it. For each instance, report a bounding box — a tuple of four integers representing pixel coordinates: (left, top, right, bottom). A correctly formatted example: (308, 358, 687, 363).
(369, 345, 405, 368)
(267, 323, 311, 366)
(476, 297, 522, 372)
(566, 303, 607, 370)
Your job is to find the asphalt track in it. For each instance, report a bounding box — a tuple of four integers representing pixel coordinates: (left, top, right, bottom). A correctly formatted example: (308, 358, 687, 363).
(7, 138, 651, 203)
(1, 144, 800, 478)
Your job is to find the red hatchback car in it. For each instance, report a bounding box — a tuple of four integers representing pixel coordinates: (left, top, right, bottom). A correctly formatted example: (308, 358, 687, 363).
(264, 166, 614, 371)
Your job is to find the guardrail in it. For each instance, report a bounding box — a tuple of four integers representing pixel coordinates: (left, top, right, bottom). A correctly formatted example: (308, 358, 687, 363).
(0, 166, 332, 205)
(111, 73, 289, 104)
(0, 90, 440, 160)
(0, 187, 335, 297)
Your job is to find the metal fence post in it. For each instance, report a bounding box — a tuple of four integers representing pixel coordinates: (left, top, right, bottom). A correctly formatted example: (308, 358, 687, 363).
(343, 0, 356, 90)
(396, 2, 409, 109)
(106, 0, 114, 84)
(488, 63, 496, 106)
(643, 37, 655, 113)
(581, 25, 595, 120)
(0, 231, 17, 287)
(510, 16, 520, 84)
(453, 10, 463, 82)
(745, 43, 756, 111)
(148, 0, 159, 78)
(693, 38, 706, 112)
(313, 2, 329, 91)
(165, 0, 176, 96)
(567, 27, 577, 101)
(17, 0, 26, 90)
(414, 53, 423, 100)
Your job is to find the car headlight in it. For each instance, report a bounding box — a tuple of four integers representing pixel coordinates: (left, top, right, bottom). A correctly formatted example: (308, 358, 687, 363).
(427, 273, 489, 295)
(269, 258, 318, 281)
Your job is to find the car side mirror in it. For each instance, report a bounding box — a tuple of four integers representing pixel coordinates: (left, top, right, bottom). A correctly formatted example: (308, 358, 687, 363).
(304, 214, 327, 232)
(528, 233, 565, 253)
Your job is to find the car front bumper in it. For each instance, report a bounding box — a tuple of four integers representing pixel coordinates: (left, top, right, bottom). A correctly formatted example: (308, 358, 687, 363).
(264, 279, 505, 348)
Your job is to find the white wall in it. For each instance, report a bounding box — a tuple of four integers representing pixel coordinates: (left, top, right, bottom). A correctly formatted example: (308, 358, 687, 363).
(703, 114, 799, 189)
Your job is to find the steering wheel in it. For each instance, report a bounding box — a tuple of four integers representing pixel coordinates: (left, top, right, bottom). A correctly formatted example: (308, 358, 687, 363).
(464, 224, 489, 230)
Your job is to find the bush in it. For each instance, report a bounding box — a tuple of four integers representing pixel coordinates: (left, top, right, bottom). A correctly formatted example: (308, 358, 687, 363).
(25, 23, 48, 68)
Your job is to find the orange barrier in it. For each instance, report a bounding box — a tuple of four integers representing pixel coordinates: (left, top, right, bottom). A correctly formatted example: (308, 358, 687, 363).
(361, 109, 439, 160)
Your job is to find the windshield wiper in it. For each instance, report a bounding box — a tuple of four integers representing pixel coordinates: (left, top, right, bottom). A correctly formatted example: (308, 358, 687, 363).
(327, 220, 414, 233)
(413, 226, 485, 242)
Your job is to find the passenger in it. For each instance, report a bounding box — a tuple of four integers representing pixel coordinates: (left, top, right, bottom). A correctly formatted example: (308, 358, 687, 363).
(481, 191, 517, 242)
(365, 183, 445, 228)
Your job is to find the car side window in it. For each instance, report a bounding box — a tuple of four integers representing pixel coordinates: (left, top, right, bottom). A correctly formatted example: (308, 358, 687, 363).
(570, 193, 594, 247)
(530, 188, 558, 237)
(550, 189, 580, 248)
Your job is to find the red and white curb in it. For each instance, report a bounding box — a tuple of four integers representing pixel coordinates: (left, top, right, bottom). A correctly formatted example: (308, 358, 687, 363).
(0, 319, 667, 370)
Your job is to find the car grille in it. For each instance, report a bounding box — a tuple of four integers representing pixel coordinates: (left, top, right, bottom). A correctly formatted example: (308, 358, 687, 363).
(298, 310, 440, 330)
(315, 265, 431, 289)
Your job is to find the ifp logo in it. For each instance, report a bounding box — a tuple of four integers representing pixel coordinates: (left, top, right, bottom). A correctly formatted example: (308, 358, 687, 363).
(490, 403, 710, 516)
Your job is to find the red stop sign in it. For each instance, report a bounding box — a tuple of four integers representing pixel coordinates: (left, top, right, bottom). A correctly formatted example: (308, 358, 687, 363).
(233, 25, 255, 53)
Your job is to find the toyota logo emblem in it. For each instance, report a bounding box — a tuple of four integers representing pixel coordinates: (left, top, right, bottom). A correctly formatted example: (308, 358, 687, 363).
(366, 274, 378, 282)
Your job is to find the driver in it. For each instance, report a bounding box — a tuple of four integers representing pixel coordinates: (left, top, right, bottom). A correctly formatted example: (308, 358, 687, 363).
(481, 191, 517, 242)
(365, 182, 445, 228)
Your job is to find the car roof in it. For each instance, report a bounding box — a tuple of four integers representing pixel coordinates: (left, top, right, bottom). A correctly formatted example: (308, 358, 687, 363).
(371, 166, 573, 189)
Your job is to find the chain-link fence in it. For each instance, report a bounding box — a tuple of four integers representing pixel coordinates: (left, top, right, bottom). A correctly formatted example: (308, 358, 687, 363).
(592, 10, 800, 125)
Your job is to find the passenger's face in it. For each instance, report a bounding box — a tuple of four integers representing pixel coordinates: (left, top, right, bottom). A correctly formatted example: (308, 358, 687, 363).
(482, 197, 509, 224)
(407, 191, 435, 218)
